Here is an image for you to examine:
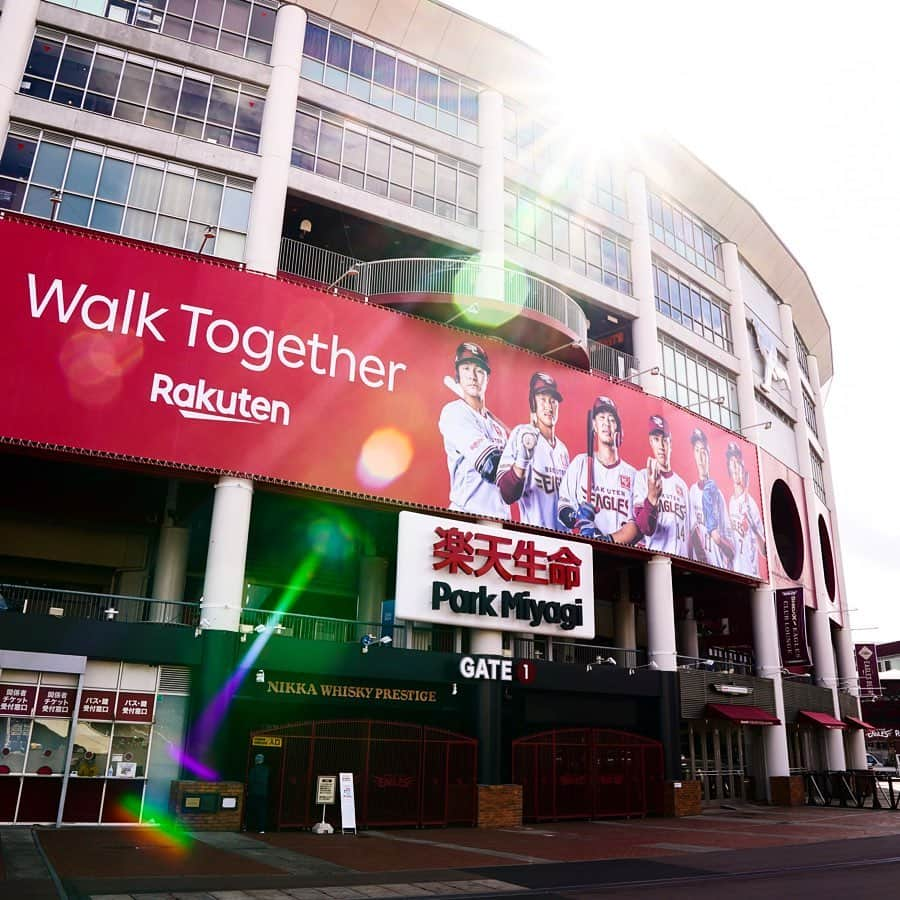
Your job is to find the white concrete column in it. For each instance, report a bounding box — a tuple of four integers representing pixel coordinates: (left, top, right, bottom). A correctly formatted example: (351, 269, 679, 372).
(476, 88, 505, 302)
(150, 525, 189, 622)
(677, 596, 699, 659)
(244, 3, 306, 275)
(200, 477, 254, 632)
(721, 243, 758, 429)
(0, 0, 40, 150)
(751, 586, 791, 777)
(808, 607, 846, 769)
(625, 171, 661, 394)
(644, 556, 676, 671)
(357, 556, 388, 625)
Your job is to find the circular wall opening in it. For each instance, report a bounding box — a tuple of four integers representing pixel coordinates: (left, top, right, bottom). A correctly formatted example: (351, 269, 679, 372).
(770, 479, 804, 579)
(818, 515, 837, 600)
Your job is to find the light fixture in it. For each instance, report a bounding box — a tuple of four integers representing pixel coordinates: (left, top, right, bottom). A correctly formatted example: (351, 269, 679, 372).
(198, 224, 216, 255)
(711, 683, 753, 696)
(627, 660, 659, 676)
(327, 267, 359, 292)
(451, 683, 458, 696)
(740, 421, 772, 434)
(686, 396, 725, 410)
(49, 191, 61, 221)
(360, 634, 392, 654)
(595, 656, 617, 666)
(255, 669, 265, 683)
(625, 366, 660, 382)
(606, 314, 619, 324)
(254, 623, 266, 634)
(104, 607, 119, 621)
(446, 301, 479, 324)
(299, 218, 312, 237)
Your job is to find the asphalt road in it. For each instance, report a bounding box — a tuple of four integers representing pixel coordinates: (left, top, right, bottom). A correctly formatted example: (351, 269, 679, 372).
(468, 835, 900, 899)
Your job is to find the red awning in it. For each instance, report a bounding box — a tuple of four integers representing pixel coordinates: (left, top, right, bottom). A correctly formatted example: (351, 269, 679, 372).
(706, 703, 780, 726)
(845, 715, 876, 730)
(798, 710, 847, 729)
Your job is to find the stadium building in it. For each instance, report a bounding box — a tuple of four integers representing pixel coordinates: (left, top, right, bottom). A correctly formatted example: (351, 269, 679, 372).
(0, 0, 867, 827)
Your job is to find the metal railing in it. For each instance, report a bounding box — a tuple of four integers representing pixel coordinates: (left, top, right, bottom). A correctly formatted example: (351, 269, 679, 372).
(510, 636, 645, 668)
(677, 654, 753, 676)
(0, 583, 199, 626)
(588, 339, 638, 380)
(239, 607, 399, 645)
(277, 239, 590, 345)
(805, 770, 900, 810)
(278, 238, 360, 289)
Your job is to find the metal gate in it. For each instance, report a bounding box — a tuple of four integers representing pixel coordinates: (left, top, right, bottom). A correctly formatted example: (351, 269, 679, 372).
(512, 728, 664, 820)
(249, 720, 477, 829)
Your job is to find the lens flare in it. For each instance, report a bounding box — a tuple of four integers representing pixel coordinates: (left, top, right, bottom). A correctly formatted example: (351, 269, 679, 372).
(59, 329, 143, 406)
(356, 427, 413, 489)
(119, 795, 193, 851)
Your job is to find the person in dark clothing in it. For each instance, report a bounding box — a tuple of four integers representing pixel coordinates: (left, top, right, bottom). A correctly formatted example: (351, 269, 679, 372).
(246, 752, 270, 833)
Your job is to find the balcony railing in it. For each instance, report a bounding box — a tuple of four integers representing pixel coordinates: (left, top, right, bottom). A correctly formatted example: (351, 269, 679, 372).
(277, 238, 589, 346)
(0, 584, 199, 626)
(589, 339, 638, 380)
(278, 239, 360, 288)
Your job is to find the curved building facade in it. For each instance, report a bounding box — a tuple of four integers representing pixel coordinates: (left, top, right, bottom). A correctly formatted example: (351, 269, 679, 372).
(0, 0, 864, 826)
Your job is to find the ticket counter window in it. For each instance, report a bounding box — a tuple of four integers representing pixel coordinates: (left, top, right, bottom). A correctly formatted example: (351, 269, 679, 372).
(110, 723, 150, 776)
(25, 719, 69, 774)
(0, 718, 31, 774)
(70, 721, 112, 777)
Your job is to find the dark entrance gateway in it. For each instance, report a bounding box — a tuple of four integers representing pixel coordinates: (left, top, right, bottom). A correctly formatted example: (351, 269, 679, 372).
(247, 720, 477, 829)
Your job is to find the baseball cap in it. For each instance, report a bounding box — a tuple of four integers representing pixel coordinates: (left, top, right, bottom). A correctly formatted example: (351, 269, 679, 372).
(648, 414, 670, 436)
(530, 372, 563, 402)
(690, 427, 709, 447)
(454, 342, 490, 373)
(726, 441, 743, 461)
(591, 396, 619, 419)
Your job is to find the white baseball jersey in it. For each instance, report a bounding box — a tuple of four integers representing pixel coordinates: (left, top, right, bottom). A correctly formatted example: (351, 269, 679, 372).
(688, 480, 733, 570)
(559, 454, 637, 536)
(438, 399, 508, 518)
(729, 490, 764, 577)
(634, 468, 690, 556)
(498, 424, 570, 529)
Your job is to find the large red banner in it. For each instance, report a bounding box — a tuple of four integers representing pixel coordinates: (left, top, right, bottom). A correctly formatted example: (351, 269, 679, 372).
(0, 217, 767, 579)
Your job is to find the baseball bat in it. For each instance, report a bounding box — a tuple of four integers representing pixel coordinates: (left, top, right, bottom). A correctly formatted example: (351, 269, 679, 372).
(586, 408, 595, 510)
(442, 375, 509, 434)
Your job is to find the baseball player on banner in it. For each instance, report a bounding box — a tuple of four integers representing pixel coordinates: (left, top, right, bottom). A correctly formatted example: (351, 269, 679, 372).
(688, 427, 735, 569)
(438, 342, 509, 518)
(558, 396, 639, 544)
(726, 441, 766, 577)
(633, 415, 690, 556)
(498, 372, 570, 528)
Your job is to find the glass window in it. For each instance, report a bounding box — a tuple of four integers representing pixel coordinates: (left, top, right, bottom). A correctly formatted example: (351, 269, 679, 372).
(327, 32, 351, 70)
(305, 22, 328, 61)
(396, 60, 416, 98)
(1, 136, 38, 180)
(342, 130, 366, 171)
(350, 42, 373, 79)
(435, 163, 456, 203)
(58, 46, 93, 88)
(65, 149, 102, 196)
(32, 142, 69, 188)
(26, 37, 63, 81)
(235, 94, 263, 134)
(191, 178, 223, 223)
(119, 61, 152, 104)
(70, 721, 112, 776)
(129, 164, 163, 209)
(110, 722, 151, 775)
(367, 138, 389, 180)
(160, 172, 192, 217)
(294, 112, 318, 153)
(318, 121, 342, 162)
(373, 51, 395, 88)
(390, 146, 412, 186)
(413, 155, 434, 194)
(220, 185, 250, 230)
(0, 718, 31, 774)
(652, 262, 733, 352)
(26, 719, 70, 774)
(88, 52, 124, 96)
(123, 207, 155, 240)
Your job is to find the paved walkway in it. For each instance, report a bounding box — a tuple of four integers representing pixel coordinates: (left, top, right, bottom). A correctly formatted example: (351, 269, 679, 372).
(5, 805, 900, 899)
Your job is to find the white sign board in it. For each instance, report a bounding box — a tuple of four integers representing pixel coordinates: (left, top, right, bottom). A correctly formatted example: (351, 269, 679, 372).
(395, 511, 594, 639)
(339, 772, 357, 833)
(316, 775, 336, 805)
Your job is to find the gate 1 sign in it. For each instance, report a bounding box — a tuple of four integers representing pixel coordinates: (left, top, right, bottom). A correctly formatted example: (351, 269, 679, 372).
(395, 511, 595, 639)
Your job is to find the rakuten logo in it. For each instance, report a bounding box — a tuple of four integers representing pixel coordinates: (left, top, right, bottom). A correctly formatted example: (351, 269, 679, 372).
(150, 372, 290, 426)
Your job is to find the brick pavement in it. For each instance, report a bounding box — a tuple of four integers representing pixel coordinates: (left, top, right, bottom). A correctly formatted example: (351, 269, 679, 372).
(4, 805, 900, 899)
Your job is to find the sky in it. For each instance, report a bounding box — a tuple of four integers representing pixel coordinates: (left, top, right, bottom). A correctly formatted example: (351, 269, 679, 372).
(446, 0, 900, 641)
